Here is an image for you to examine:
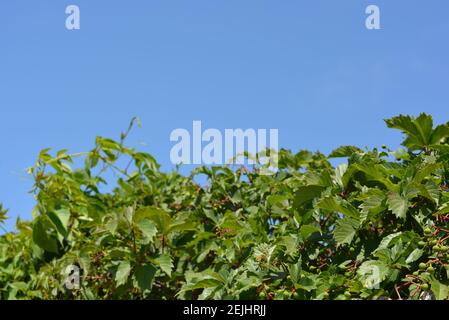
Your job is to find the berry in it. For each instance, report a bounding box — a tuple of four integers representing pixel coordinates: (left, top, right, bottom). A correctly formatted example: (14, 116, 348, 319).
(418, 241, 426, 248)
(424, 227, 432, 235)
(441, 245, 448, 252)
(419, 262, 427, 270)
(432, 245, 440, 253)
(421, 283, 429, 291)
(426, 266, 435, 273)
(413, 271, 420, 276)
(430, 240, 438, 246)
(258, 292, 266, 300)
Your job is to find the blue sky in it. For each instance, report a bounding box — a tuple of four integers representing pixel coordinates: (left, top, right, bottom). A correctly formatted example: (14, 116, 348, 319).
(1, 1, 449, 231)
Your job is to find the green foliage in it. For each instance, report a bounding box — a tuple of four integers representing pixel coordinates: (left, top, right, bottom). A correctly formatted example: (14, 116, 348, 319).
(2, 113, 449, 300)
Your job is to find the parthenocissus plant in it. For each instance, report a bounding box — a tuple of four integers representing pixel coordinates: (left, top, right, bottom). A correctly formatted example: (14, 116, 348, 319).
(2, 113, 449, 300)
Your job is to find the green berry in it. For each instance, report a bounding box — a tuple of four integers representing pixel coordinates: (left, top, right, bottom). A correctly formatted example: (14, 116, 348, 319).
(424, 227, 432, 235)
(426, 266, 435, 273)
(418, 241, 426, 248)
(258, 292, 266, 300)
(441, 245, 448, 252)
(413, 271, 420, 276)
(419, 262, 427, 270)
(421, 283, 429, 290)
(432, 245, 440, 253)
(430, 240, 438, 246)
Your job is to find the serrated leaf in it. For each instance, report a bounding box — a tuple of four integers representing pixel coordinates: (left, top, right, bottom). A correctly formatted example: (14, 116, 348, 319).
(135, 264, 156, 292)
(328, 146, 363, 158)
(387, 192, 409, 219)
(406, 249, 423, 264)
(134, 207, 172, 234)
(294, 185, 325, 208)
(334, 163, 348, 189)
(136, 219, 158, 241)
(155, 254, 173, 277)
(357, 260, 390, 289)
(115, 261, 131, 287)
(288, 259, 302, 284)
(298, 275, 317, 292)
(317, 196, 360, 219)
(334, 218, 359, 245)
(430, 278, 449, 300)
(374, 232, 403, 253)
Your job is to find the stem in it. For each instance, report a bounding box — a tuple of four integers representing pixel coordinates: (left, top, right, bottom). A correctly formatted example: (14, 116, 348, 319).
(395, 285, 402, 300)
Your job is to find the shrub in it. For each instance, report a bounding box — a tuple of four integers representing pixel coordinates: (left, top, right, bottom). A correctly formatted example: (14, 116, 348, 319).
(1, 113, 449, 300)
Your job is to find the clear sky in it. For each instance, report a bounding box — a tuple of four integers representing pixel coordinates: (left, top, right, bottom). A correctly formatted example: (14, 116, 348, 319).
(1, 1, 449, 231)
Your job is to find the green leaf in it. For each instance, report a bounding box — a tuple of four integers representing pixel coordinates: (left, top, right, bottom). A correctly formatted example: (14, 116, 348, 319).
(317, 196, 360, 219)
(134, 207, 171, 234)
(47, 208, 70, 238)
(288, 259, 302, 284)
(334, 218, 359, 245)
(328, 146, 363, 158)
(134, 264, 156, 292)
(136, 219, 158, 241)
(115, 261, 131, 287)
(168, 220, 197, 233)
(294, 185, 325, 208)
(155, 254, 173, 277)
(405, 249, 423, 264)
(357, 260, 390, 289)
(300, 225, 321, 240)
(387, 192, 409, 219)
(430, 124, 449, 145)
(353, 163, 396, 190)
(430, 278, 449, 300)
(297, 275, 317, 292)
(374, 232, 403, 253)
(359, 192, 386, 223)
(277, 235, 299, 256)
(32, 216, 58, 253)
(385, 113, 449, 150)
(417, 181, 440, 205)
(334, 163, 349, 189)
